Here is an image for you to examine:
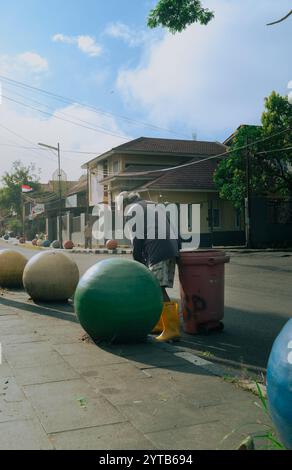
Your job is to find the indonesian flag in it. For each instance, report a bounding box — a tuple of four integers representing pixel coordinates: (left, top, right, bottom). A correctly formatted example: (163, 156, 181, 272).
(21, 184, 33, 193)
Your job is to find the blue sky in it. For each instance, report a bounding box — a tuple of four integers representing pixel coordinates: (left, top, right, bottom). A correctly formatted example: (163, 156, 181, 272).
(0, 0, 291, 181)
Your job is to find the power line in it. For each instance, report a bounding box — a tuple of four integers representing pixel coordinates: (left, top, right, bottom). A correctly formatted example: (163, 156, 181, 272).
(3, 88, 130, 141)
(2, 94, 130, 141)
(0, 121, 76, 164)
(0, 142, 108, 157)
(0, 74, 190, 138)
(112, 126, 292, 177)
(0, 122, 56, 164)
(256, 146, 292, 155)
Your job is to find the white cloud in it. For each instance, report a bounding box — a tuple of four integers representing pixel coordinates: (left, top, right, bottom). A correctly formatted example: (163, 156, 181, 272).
(77, 36, 102, 57)
(0, 51, 48, 80)
(52, 34, 102, 57)
(0, 100, 130, 182)
(105, 22, 150, 47)
(117, 0, 292, 140)
(18, 52, 48, 72)
(52, 34, 75, 45)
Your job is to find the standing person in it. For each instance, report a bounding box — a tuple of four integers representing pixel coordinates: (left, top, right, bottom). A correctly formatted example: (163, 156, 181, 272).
(84, 220, 92, 249)
(119, 192, 180, 342)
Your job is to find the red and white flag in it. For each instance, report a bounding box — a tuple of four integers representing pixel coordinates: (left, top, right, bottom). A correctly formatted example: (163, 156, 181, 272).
(21, 184, 33, 193)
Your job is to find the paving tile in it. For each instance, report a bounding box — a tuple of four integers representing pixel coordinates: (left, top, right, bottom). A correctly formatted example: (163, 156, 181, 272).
(0, 419, 53, 450)
(53, 343, 128, 373)
(147, 367, 251, 404)
(4, 342, 65, 368)
(106, 342, 166, 357)
(0, 310, 18, 317)
(117, 392, 270, 435)
(85, 363, 176, 405)
(0, 397, 36, 423)
(23, 378, 126, 433)
(0, 333, 43, 345)
(145, 421, 235, 450)
(146, 409, 271, 450)
(50, 422, 157, 450)
(127, 350, 189, 370)
(116, 398, 214, 434)
(0, 363, 14, 378)
(0, 316, 22, 326)
(43, 324, 83, 345)
(0, 377, 26, 402)
(0, 324, 35, 337)
(14, 362, 81, 386)
(82, 362, 148, 381)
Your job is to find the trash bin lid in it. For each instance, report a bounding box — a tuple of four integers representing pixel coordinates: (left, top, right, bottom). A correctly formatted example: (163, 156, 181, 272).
(179, 249, 230, 266)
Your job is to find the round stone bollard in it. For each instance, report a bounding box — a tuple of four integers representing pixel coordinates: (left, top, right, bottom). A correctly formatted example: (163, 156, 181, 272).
(0, 250, 27, 288)
(51, 240, 61, 249)
(64, 240, 74, 250)
(266, 318, 292, 449)
(23, 251, 79, 302)
(74, 258, 163, 344)
(106, 240, 118, 250)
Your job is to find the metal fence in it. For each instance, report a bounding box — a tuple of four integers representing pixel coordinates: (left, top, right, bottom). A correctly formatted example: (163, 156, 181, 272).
(62, 215, 67, 231)
(72, 216, 81, 233)
(268, 200, 292, 224)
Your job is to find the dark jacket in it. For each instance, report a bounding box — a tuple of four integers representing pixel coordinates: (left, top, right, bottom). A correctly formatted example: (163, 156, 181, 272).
(129, 200, 179, 267)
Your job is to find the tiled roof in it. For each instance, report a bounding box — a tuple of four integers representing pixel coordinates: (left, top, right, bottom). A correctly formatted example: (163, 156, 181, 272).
(66, 176, 87, 196)
(124, 164, 172, 173)
(114, 137, 226, 156)
(136, 157, 221, 191)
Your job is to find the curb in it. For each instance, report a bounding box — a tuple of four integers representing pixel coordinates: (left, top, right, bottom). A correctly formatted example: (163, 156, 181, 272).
(70, 248, 133, 255)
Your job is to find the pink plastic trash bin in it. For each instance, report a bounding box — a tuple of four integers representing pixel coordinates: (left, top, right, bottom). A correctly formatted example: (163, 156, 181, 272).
(178, 250, 230, 335)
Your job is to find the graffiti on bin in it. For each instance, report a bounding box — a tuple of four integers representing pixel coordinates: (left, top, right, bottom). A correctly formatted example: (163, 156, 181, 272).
(184, 294, 207, 321)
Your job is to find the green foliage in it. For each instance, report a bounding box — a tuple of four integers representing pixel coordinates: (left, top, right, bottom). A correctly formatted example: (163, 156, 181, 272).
(221, 380, 286, 450)
(7, 219, 23, 234)
(0, 161, 41, 218)
(253, 382, 286, 450)
(148, 0, 214, 33)
(214, 92, 292, 208)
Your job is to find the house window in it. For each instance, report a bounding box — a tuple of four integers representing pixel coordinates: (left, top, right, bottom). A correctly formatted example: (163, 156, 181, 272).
(213, 209, 220, 228)
(235, 209, 241, 229)
(208, 201, 221, 229)
(103, 161, 108, 178)
(113, 161, 120, 174)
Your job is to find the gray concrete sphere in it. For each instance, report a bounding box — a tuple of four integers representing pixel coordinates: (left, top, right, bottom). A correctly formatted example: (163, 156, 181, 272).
(0, 250, 27, 288)
(23, 251, 79, 302)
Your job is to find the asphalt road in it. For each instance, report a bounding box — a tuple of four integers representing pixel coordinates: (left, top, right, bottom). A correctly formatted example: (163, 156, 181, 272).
(1, 240, 291, 376)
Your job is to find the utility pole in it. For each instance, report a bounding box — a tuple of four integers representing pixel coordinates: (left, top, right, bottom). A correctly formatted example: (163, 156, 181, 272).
(245, 137, 252, 248)
(22, 192, 25, 238)
(209, 199, 214, 248)
(57, 143, 63, 247)
(38, 142, 63, 247)
(86, 164, 90, 223)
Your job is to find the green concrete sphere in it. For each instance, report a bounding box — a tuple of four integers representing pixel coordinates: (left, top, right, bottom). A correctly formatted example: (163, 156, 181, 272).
(0, 250, 27, 288)
(74, 258, 163, 343)
(51, 240, 61, 249)
(23, 251, 79, 302)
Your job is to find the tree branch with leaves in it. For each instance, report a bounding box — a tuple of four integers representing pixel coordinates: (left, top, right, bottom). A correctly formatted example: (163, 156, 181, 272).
(214, 92, 292, 209)
(148, 0, 214, 33)
(148, 1, 292, 33)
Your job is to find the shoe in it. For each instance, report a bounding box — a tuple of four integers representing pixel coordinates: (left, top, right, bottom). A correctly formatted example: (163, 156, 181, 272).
(155, 301, 180, 342)
(152, 314, 164, 334)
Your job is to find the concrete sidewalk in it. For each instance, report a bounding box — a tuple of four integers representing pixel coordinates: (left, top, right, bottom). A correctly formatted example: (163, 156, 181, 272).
(0, 291, 271, 450)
